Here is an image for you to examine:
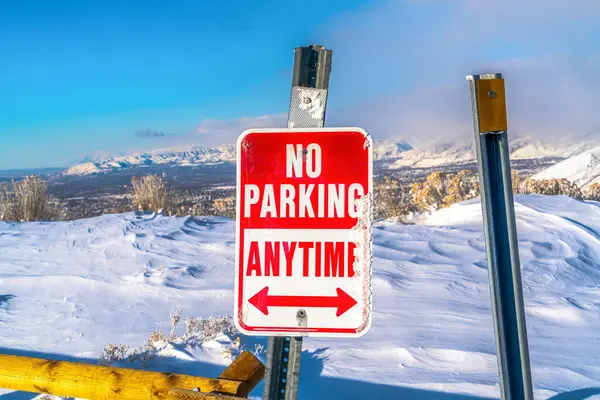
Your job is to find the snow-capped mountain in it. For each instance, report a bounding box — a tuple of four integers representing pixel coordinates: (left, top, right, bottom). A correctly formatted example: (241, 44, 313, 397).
(63, 134, 600, 176)
(372, 140, 412, 160)
(533, 146, 600, 188)
(376, 133, 600, 169)
(381, 138, 474, 168)
(65, 145, 236, 175)
(508, 134, 600, 160)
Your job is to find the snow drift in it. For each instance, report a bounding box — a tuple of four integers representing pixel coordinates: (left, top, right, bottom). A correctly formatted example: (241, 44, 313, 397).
(1, 195, 600, 399)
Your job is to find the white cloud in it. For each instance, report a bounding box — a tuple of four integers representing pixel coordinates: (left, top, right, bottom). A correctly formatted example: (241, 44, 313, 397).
(312, 0, 600, 142)
(188, 53, 600, 147)
(195, 114, 288, 145)
(183, 0, 600, 148)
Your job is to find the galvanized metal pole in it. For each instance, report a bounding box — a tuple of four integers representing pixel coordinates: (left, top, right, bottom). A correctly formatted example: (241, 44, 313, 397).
(466, 73, 534, 400)
(262, 45, 332, 400)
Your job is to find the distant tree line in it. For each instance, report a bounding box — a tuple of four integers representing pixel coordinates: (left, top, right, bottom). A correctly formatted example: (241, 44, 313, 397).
(375, 170, 600, 222)
(0, 172, 598, 223)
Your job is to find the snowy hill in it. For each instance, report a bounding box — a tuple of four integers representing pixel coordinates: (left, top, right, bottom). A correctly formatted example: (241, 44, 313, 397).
(382, 138, 475, 168)
(533, 146, 600, 189)
(62, 135, 600, 176)
(507, 135, 600, 160)
(1, 195, 600, 399)
(372, 139, 413, 160)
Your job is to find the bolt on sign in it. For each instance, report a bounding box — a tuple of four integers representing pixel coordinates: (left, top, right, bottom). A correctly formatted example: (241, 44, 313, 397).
(234, 127, 373, 338)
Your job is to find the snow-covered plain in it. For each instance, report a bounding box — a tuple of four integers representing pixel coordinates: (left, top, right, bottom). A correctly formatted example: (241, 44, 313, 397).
(1, 195, 600, 399)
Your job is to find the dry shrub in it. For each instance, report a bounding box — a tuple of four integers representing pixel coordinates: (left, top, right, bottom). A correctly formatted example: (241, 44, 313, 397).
(148, 328, 167, 345)
(522, 177, 583, 199)
(410, 172, 447, 212)
(374, 170, 480, 220)
(175, 203, 209, 217)
(99, 312, 246, 368)
(169, 308, 182, 341)
(443, 170, 479, 205)
(0, 175, 65, 222)
(98, 343, 129, 365)
(584, 183, 600, 201)
(374, 176, 416, 220)
(183, 315, 238, 342)
(130, 175, 228, 217)
(131, 174, 173, 213)
(212, 196, 235, 218)
(410, 170, 479, 214)
(512, 171, 525, 194)
(173, 196, 235, 218)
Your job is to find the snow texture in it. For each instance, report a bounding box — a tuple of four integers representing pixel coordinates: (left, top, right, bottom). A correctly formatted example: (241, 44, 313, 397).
(351, 192, 374, 335)
(533, 146, 600, 189)
(1, 196, 600, 399)
(296, 88, 326, 121)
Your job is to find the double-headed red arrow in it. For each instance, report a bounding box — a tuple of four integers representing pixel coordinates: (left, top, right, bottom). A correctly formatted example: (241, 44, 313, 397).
(248, 287, 357, 317)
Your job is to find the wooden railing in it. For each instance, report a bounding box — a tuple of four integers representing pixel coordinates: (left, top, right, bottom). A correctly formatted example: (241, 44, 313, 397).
(0, 351, 264, 399)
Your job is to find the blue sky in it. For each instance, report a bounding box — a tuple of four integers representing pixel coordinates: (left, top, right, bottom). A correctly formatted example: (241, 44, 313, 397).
(1, 0, 600, 169)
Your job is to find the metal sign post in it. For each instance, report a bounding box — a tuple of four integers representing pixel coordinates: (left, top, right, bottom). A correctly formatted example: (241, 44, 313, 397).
(263, 45, 332, 400)
(466, 73, 534, 400)
(236, 44, 372, 400)
(264, 45, 332, 400)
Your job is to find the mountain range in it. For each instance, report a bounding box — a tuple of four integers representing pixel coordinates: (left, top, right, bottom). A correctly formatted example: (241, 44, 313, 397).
(63, 134, 600, 176)
(65, 145, 236, 175)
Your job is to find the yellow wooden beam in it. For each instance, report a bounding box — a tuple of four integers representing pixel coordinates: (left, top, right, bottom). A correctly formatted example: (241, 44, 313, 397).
(165, 351, 265, 399)
(167, 388, 245, 399)
(218, 351, 265, 397)
(0, 353, 247, 399)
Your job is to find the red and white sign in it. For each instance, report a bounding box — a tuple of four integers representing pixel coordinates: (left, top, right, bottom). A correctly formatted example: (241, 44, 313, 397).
(234, 128, 373, 338)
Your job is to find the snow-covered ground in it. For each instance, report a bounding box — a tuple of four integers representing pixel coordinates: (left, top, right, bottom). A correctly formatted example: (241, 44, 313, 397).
(533, 146, 600, 189)
(1, 195, 600, 399)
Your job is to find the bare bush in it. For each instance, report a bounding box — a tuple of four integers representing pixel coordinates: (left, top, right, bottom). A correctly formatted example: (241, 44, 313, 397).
(443, 170, 479, 206)
(183, 315, 238, 342)
(410, 172, 447, 213)
(129, 175, 235, 218)
(374, 170, 480, 219)
(374, 176, 416, 220)
(98, 343, 129, 365)
(212, 196, 235, 218)
(512, 171, 525, 194)
(169, 308, 182, 341)
(409, 170, 479, 214)
(0, 175, 66, 222)
(131, 174, 174, 213)
(522, 178, 583, 199)
(99, 313, 248, 368)
(584, 183, 600, 201)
